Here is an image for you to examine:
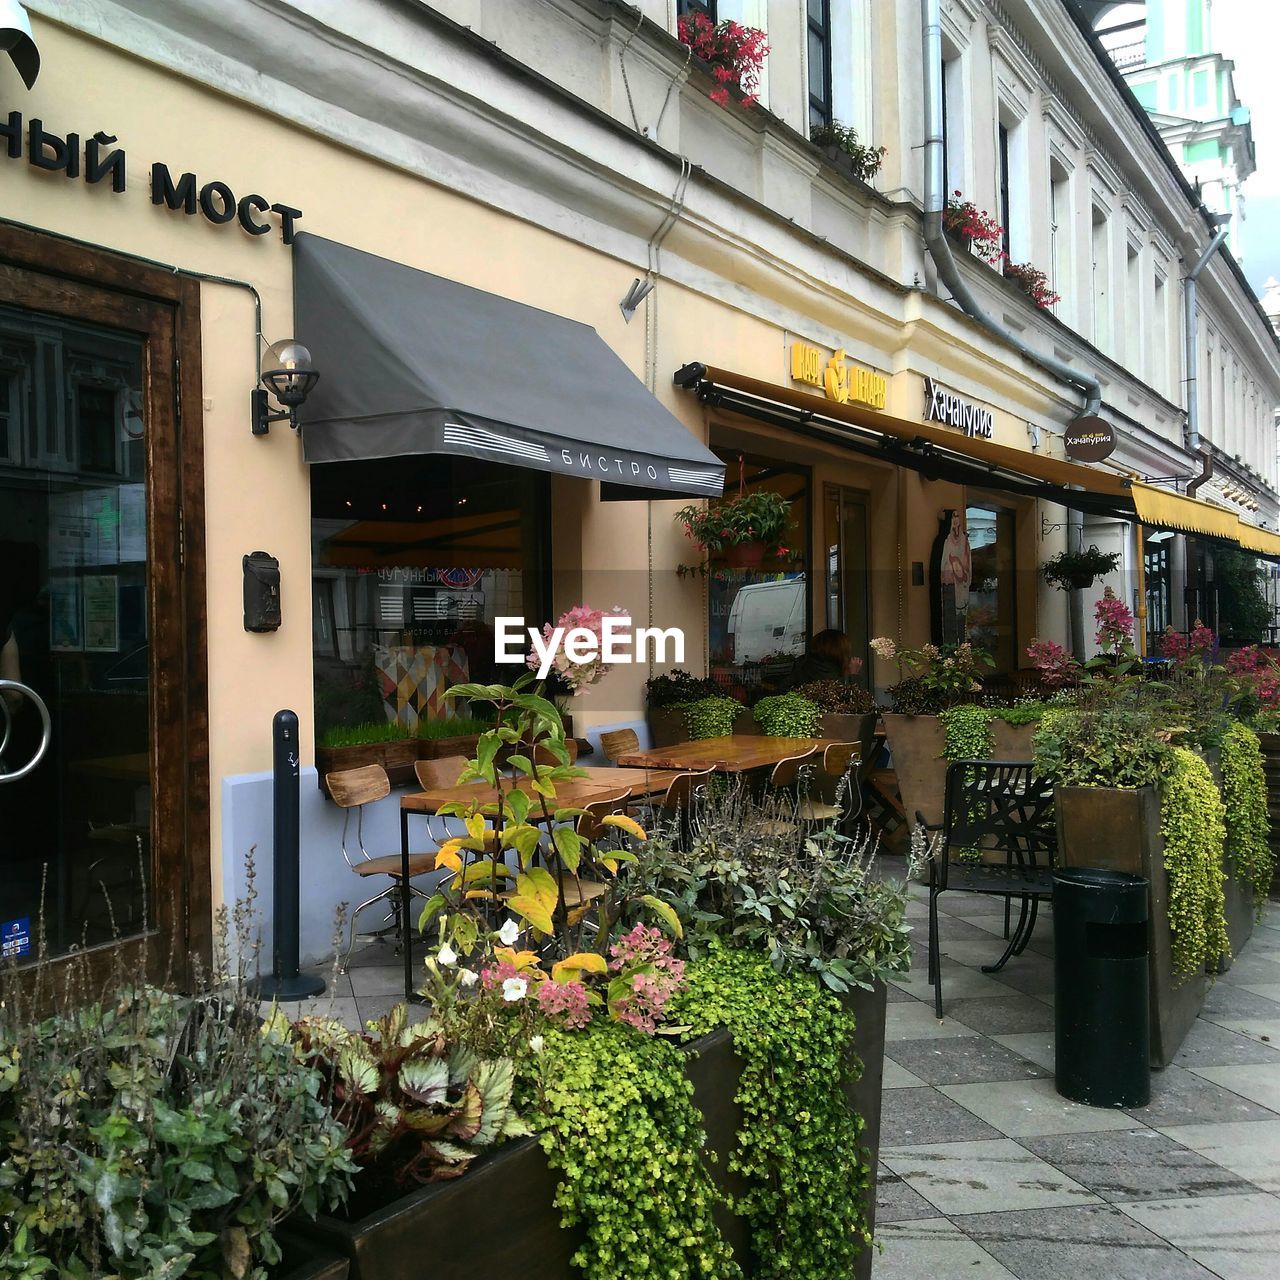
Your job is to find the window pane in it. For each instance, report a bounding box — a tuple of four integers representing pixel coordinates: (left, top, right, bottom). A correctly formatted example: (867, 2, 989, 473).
(964, 505, 1017, 671)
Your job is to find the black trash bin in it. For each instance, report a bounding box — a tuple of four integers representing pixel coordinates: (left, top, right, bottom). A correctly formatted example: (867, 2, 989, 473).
(1052, 867, 1150, 1108)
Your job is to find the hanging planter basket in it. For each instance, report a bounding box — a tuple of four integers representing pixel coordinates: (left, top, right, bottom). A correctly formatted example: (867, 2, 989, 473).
(723, 541, 767, 569)
(1067, 570, 1097, 590)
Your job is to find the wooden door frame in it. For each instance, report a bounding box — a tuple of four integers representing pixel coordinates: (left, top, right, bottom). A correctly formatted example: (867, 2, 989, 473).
(0, 223, 209, 989)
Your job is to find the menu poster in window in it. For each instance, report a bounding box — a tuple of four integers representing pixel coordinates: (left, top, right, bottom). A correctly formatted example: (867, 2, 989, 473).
(49, 577, 82, 651)
(84, 488, 121, 566)
(118, 484, 146, 562)
(48, 491, 91, 569)
(83, 575, 120, 653)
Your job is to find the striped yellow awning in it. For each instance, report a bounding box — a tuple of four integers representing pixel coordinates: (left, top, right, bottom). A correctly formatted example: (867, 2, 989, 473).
(1233, 520, 1280, 558)
(1130, 483, 1241, 539)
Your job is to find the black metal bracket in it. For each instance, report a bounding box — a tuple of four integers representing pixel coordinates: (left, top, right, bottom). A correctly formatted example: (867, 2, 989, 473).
(251, 387, 297, 436)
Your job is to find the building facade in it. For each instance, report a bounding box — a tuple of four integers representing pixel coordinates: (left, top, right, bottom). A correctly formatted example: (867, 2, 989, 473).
(3, 0, 1280, 967)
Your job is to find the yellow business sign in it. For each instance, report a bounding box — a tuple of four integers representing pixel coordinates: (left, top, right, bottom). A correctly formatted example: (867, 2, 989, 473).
(789, 342, 886, 410)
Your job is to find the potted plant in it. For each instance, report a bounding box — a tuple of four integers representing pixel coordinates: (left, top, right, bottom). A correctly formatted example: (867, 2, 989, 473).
(317, 720, 419, 791)
(1003, 260, 1061, 309)
(752, 691, 821, 737)
(0, 947, 357, 1278)
(674, 489, 794, 570)
(794, 677, 879, 749)
(676, 9, 769, 108)
(644, 668, 722, 745)
(1040, 544, 1121, 591)
(942, 191, 1005, 267)
(1035, 693, 1223, 1066)
(870, 638, 994, 829)
(808, 120, 886, 185)
(416, 714, 494, 763)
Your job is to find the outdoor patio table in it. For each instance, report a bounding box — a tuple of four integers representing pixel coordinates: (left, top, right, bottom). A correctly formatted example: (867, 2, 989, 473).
(616, 735, 836, 774)
(397, 766, 684, 999)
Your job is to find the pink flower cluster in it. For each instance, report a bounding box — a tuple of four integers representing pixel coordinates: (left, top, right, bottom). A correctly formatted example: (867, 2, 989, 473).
(1158, 621, 1217, 666)
(608, 923, 686, 1035)
(1094, 587, 1135, 656)
(1026, 638, 1079, 687)
(536, 979, 592, 1030)
(526, 604, 629, 693)
(678, 12, 770, 108)
(479, 960, 523, 992)
(1226, 646, 1280, 707)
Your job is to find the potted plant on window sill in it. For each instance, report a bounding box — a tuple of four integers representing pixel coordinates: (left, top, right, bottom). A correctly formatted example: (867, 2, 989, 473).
(674, 488, 794, 571)
(317, 721, 419, 792)
(808, 120, 887, 186)
(1040, 544, 1121, 592)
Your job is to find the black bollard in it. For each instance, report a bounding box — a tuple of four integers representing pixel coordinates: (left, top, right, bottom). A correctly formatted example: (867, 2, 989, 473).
(255, 709, 325, 1000)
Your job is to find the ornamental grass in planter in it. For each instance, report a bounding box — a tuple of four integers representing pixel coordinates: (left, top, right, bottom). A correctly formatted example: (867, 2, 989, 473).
(317, 720, 418, 791)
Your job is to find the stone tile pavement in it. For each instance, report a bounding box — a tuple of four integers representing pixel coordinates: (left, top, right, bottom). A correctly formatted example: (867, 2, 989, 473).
(877, 880, 1280, 1280)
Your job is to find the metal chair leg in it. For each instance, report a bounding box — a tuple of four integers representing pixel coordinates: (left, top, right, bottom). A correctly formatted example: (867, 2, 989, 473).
(339, 887, 397, 973)
(929, 887, 944, 1017)
(982, 895, 1032, 973)
(1011, 897, 1041, 956)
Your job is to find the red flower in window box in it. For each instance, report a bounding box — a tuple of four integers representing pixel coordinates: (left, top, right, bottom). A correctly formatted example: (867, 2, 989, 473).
(677, 12, 770, 108)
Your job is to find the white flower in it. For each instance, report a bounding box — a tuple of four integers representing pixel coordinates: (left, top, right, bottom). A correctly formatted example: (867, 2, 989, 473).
(529, 1035, 545, 1054)
(497, 919, 520, 946)
(437, 943, 458, 967)
(459, 968, 478, 988)
(501, 977, 528, 1002)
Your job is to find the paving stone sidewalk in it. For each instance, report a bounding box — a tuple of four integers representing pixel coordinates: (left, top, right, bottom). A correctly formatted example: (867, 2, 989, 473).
(876, 881, 1280, 1280)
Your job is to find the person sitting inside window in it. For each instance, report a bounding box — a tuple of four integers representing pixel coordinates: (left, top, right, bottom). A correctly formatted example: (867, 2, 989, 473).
(788, 628, 864, 687)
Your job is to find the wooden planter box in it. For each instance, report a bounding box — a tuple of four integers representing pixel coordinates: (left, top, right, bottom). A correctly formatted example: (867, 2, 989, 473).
(1055, 785, 1205, 1068)
(416, 733, 483, 763)
(647, 706, 689, 747)
(881, 713, 949, 830)
(275, 1232, 350, 1280)
(302, 987, 887, 1280)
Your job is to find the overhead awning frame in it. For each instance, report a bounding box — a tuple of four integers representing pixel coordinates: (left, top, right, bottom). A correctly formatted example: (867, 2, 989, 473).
(678, 363, 1280, 561)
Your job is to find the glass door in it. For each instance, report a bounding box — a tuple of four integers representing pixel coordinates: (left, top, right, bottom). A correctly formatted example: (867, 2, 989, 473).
(0, 244, 200, 987)
(823, 485, 871, 683)
(965, 502, 1017, 672)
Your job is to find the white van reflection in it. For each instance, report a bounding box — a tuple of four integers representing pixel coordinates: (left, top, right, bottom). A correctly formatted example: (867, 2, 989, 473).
(727, 576, 806, 664)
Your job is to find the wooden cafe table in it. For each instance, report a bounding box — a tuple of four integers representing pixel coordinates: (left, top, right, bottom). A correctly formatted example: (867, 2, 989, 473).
(397, 765, 684, 998)
(616, 735, 835, 774)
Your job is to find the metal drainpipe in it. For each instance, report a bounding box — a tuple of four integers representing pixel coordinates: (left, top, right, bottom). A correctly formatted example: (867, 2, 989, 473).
(1184, 226, 1230, 456)
(921, 0, 1101, 654)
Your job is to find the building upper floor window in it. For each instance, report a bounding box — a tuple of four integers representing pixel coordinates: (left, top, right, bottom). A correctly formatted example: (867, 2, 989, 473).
(997, 123, 1012, 261)
(808, 0, 833, 130)
(678, 0, 717, 20)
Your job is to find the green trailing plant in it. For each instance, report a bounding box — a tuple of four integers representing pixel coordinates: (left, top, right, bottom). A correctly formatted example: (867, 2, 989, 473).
(674, 945, 871, 1280)
(318, 719, 412, 748)
(519, 1021, 741, 1280)
(1039, 545, 1121, 592)
(1220, 721, 1275, 919)
(1160, 747, 1230, 978)
(793, 678, 877, 715)
(674, 490, 794, 558)
(939, 703, 994, 762)
(645, 668, 721, 708)
(808, 120, 886, 182)
(285, 1002, 529, 1208)
(752, 692, 820, 737)
(680, 695, 744, 740)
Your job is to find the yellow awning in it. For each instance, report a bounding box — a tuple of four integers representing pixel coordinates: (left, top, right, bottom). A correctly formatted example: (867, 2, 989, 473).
(1131, 483, 1244, 540)
(1232, 520, 1280, 558)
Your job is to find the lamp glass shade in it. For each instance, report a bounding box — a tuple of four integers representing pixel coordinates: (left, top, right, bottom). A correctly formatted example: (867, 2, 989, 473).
(262, 338, 318, 407)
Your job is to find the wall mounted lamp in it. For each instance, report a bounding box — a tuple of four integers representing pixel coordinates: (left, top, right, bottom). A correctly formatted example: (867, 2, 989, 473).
(251, 338, 319, 436)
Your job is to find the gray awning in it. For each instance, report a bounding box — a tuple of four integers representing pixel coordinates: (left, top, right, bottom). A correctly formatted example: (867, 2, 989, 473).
(294, 235, 724, 497)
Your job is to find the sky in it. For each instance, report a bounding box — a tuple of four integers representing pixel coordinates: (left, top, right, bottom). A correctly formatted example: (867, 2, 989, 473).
(1210, 0, 1280, 294)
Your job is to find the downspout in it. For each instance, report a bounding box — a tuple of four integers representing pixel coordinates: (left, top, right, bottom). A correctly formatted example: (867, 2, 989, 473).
(1184, 225, 1230, 457)
(920, 0, 1101, 655)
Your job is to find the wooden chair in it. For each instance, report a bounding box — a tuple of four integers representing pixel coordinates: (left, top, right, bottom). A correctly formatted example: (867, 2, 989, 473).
(757, 747, 824, 837)
(599, 728, 640, 763)
(414, 755, 470, 790)
(326, 763, 438, 971)
(797, 742, 862, 828)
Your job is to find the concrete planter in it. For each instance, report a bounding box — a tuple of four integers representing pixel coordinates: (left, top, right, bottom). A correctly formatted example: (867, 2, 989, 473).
(881, 713, 949, 829)
(1055, 785, 1205, 1068)
(305, 988, 887, 1279)
(647, 706, 689, 747)
(990, 719, 1036, 761)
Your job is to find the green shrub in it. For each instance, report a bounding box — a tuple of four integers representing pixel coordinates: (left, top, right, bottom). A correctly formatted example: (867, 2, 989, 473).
(680, 695, 744, 739)
(752, 693, 820, 737)
(1032, 703, 1169, 789)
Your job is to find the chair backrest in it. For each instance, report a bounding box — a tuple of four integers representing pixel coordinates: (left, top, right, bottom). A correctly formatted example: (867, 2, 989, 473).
(823, 742, 860, 778)
(533, 739, 580, 766)
(941, 759, 1055, 867)
(769, 747, 822, 791)
(659, 767, 716, 815)
(326, 763, 390, 809)
(325, 763, 390, 870)
(575, 790, 631, 841)
(415, 755, 469, 790)
(599, 728, 640, 762)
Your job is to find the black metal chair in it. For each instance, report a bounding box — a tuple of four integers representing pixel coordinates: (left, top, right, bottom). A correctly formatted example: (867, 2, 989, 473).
(927, 760, 1056, 1018)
